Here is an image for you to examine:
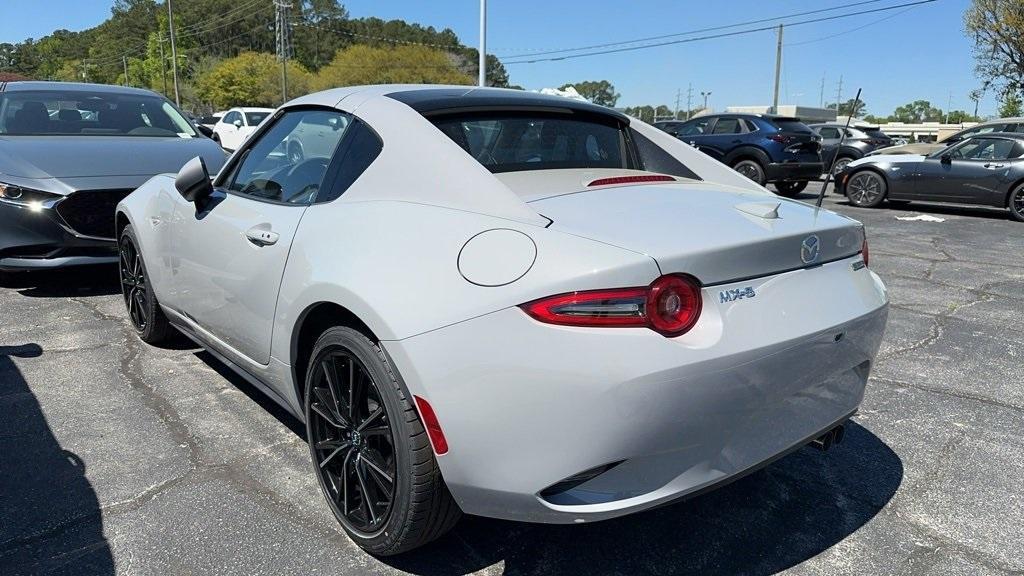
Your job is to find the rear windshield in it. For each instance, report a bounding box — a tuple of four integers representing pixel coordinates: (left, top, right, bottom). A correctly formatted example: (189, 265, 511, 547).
(864, 129, 889, 139)
(245, 111, 271, 126)
(430, 113, 631, 173)
(770, 119, 813, 133)
(0, 89, 196, 137)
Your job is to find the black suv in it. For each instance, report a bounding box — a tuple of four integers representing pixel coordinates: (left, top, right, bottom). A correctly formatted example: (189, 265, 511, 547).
(655, 114, 823, 197)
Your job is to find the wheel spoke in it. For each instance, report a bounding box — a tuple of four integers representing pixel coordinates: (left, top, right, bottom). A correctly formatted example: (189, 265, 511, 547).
(310, 397, 342, 428)
(361, 452, 394, 488)
(314, 383, 349, 428)
(355, 459, 377, 525)
(340, 450, 353, 516)
(319, 442, 352, 469)
(357, 407, 384, 432)
(347, 357, 356, 421)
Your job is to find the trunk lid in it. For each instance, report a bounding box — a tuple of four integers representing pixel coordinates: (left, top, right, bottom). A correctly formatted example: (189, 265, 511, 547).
(527, 180, 864, 285)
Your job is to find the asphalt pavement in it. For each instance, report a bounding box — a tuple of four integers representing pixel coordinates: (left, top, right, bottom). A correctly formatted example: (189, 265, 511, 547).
(1, 184, 1022, 575)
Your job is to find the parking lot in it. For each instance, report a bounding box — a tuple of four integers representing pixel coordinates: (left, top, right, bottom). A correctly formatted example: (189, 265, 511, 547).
(1, 183, 1022, 576)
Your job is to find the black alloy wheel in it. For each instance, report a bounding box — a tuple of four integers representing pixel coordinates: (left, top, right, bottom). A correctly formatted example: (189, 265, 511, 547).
(118, 225, 171, 344)
(304, 327, 461, 555)
(773, 180, 809, 198)
(119, 235, 149, 332)
(308, 350, 397, 534)
(733, 159, 766, 185)
(1010, 185, 1024, 222)
(846, 170, 887, 208)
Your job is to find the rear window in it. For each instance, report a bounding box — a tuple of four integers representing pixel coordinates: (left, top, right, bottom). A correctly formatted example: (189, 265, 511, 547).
(245, 111, 270, 126)
(770, 119, 813, 133)
(864, 129, 889, 139)
(431, 113, 631, 173)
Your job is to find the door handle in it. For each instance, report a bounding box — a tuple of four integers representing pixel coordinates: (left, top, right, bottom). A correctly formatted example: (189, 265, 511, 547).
(984, 163, 1005, 169)
(245, 227, 279, 246)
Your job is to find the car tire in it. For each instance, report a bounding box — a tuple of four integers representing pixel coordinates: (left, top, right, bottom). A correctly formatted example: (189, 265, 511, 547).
(831, 156, 855, 175)
(845, 170, 887, 208)
(773, 181, 808, 198)
(1009, 184, 1024, 222)
(732, 159, 766, 186)
(304, 327, 461, 556)
(119, 225, 171, 344)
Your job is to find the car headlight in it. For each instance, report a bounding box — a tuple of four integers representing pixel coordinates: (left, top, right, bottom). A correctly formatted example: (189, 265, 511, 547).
(0, 182, 62, 212)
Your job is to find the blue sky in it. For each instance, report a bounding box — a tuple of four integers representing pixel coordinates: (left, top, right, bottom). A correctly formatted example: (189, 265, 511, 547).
(1, 0, 995, 116)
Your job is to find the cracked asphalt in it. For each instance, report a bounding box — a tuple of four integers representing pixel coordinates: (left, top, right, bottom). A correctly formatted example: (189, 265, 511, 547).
(1, 184, 1022, 575)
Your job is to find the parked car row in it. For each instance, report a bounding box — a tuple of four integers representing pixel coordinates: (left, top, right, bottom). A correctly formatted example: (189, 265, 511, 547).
(2, 81, 889, 556)
(655, 113, 1024, 221)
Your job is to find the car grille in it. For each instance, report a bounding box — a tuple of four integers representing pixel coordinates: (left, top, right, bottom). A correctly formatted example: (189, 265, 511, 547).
(55, 189, 134, 239)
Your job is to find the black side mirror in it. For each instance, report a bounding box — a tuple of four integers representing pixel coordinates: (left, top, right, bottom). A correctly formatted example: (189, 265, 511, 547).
(175, 157, 214, 202)
(940, 153, 952, 165)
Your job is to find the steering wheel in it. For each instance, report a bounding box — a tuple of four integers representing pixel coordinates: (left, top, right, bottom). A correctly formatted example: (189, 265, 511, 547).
(281, 157, 329, 203)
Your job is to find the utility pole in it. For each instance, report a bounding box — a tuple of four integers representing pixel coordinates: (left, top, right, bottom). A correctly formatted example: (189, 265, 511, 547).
(167, 0, 180, 106)
(158, 30, 168, 96)
(478, 0, 487, 86)
(772, 24, 783, 114)
(686, 83, 693, 119)
(122, 55, 129, 86)
(835, 75, 843, 114)
(945, 90, 952, 123)
(275, 0, 292, 104)
(674, 88, 682, 119)
(819, 73, 826, 108)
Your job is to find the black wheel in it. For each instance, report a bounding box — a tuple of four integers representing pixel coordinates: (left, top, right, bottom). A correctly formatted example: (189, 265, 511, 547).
(1010, 185, 1024, 222)
(846, 170, 887, 208)
(119, 225, 171, 344)
(773, 180, 809, 198)
(305, 327, 460, 556)
(831, 156, 855, 175)
(732, 159, 766, 185)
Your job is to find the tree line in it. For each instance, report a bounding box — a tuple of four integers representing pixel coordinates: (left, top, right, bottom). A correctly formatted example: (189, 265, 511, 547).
(0, 0, 512, 112)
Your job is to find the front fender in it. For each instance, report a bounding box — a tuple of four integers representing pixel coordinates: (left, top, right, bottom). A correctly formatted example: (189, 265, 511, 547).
(115, 174, 179, 301)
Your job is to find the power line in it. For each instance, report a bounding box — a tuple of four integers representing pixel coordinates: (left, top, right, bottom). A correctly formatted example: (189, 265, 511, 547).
(503, 0, 936, 65)
(495, 0, 890, 58)
(785, 5, 917, 46)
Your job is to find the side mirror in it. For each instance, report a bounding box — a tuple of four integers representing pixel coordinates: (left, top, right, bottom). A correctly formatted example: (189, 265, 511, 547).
(940, 153, 952, 165)
(195, 124, 214, 138)
(232, 119, 243, 128)
(175, 157, 214, 202)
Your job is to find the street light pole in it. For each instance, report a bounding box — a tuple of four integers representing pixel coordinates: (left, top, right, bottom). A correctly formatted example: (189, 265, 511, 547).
(167, 0, 180, 106)
(701, 91, 711, 111)
(478, 0, 487, 86)
(772, 24, 783, 114)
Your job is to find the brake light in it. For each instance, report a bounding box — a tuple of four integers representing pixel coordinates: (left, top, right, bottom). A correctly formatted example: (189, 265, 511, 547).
(414, 395, 449, 455)
(588, 175, 676, 187)
(768, 134, 790, 144)
(520, 274, 703, 337)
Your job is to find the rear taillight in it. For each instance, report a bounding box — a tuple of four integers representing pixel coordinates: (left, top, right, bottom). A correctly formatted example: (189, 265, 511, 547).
(520, 274, 703, 337)
(862, 236, 870, 267)
(768, 134, 791, 144)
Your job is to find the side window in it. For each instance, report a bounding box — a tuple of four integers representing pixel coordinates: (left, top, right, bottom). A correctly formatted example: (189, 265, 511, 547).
(819, 127, 841, 139)
(952, 138, 1015, 160)
(224, 108, 352, 204)
(314, 119, 383, 204)
(224, 111, 241, 125)
(679, 118, 710, 136)
(711, 118, 742, 135)
(742, 119, 759, 133)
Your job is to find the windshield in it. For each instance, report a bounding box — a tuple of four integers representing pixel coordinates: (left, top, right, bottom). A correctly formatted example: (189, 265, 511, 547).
(431, 113, 631, 173)
(245, 112, 271, 126)
(0, 90, 196, 137)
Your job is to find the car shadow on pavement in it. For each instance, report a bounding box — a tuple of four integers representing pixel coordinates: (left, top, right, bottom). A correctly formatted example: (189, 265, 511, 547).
(385, 422, 902, 576)
(0, 344, 115, 575)
(0, 264, 121, 297)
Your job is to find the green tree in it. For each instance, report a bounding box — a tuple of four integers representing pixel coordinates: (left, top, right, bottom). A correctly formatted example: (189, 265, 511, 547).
(945, 110, 981, 123)
(195, 52, 314, 108)
(827, 98, 867, 117)
(314, 44, 473, 90)
(965, 1, 1024, 100)
(891, 100, 944, 123)
(558, 80, 620, 107)
(999, 91, 1023, 116)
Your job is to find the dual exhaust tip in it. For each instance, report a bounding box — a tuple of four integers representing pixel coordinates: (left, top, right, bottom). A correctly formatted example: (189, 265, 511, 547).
(809, 424, 846, 452)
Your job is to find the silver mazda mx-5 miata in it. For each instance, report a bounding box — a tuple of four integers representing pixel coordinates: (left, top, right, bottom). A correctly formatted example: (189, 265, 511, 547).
(116, 85, 889, 555)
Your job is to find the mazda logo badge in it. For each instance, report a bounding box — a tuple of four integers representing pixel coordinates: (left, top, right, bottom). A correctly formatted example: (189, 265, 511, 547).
(801, 235, 821, 264)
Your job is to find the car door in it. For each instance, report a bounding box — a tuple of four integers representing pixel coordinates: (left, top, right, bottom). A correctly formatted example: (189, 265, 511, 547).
(168, 107, 353, 365)
(676, 117, 718, 158)
(701, 116, 747, 159)
(816, 126, 842, 166)
(916, 137, 1019, 203)
(219, 110, 242, 149)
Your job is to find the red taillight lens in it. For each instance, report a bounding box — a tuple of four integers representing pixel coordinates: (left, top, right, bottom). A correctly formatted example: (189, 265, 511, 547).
(646, 274, 703, 335)
(769, 134, 791, 144)
(520, 274, 703, 337)
(414, 395, 449, 455)
(862, 236, 870, 267)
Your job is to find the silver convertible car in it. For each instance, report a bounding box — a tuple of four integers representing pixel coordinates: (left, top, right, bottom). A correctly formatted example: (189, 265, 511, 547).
(838, 132, 1024, 221)
(116, 85, 889, 555)
(0, 82, 226, 270)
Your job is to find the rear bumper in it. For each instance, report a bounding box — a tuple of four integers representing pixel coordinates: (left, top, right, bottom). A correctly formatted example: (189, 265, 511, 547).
(766, 161, 824, 182)
(0, 202, 116, 271)
(383, 256, 888, 523)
